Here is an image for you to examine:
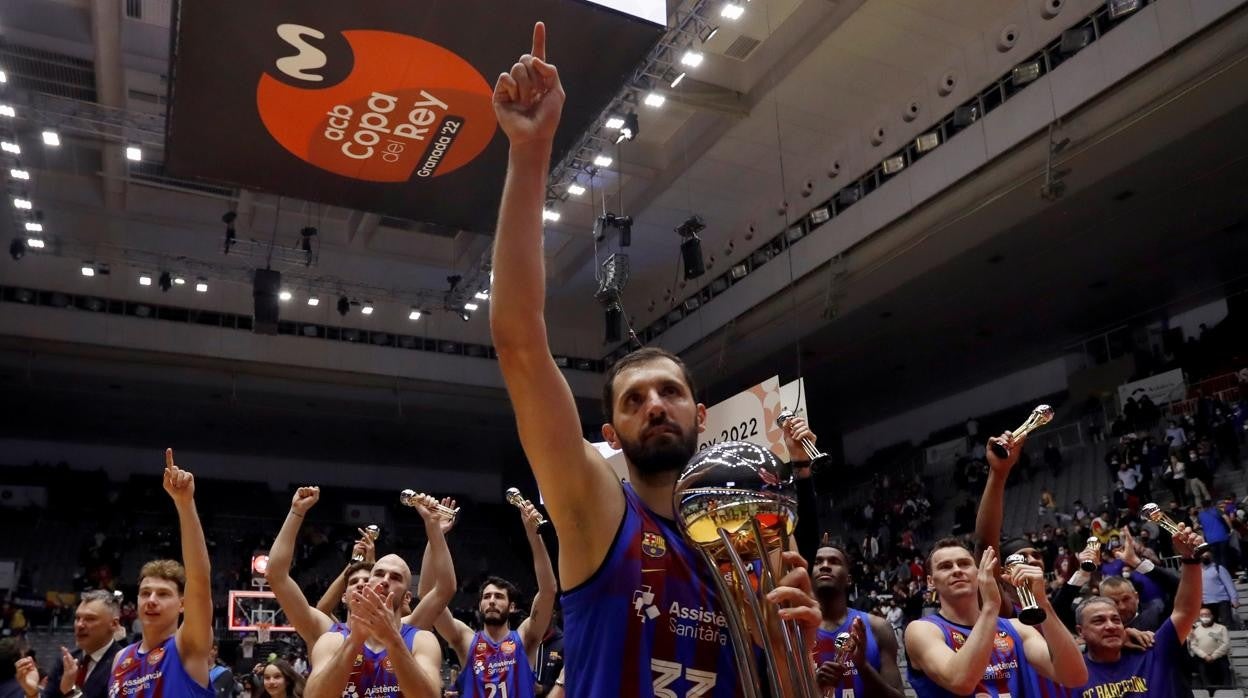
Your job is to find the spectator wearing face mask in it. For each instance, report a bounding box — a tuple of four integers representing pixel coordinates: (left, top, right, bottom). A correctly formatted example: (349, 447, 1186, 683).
(1188, 606, 1232, 688)
(1200, 551, 1239, 630)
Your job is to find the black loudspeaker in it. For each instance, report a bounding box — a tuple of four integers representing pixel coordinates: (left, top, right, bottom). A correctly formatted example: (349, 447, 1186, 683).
(680, 236, 705, 279)
(605, 304, 623, 343)
(253, 268, 281, 335)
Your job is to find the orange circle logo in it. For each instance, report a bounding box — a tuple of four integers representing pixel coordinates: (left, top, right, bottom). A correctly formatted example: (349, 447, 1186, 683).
(257, 29, 496, 182)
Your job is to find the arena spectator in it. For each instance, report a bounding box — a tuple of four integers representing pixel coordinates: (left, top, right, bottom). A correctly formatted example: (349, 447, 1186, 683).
(1189, 606, 1232, 688)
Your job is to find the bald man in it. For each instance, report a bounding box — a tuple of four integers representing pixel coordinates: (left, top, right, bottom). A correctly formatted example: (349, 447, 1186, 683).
(305, 554, 442, 698)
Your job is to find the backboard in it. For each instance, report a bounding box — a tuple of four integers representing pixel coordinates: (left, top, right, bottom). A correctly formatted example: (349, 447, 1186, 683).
(228, 590, 295, 633)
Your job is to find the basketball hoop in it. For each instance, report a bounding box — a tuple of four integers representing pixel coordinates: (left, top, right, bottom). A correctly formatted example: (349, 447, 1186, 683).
(256, 622, 273, 644)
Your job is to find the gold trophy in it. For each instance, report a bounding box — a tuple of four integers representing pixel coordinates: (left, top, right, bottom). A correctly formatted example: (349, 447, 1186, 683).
(351, 525, 380, 563)
(399, 489, 460, 523)
(1080, 536, 1101, 572)
(505, 487, 548, 528)
(776, 410, 832, 470)
(1141, 502, 1209, 554)
(673, 440, 819, 698)
(1003, 553, 1046, 625)
(989, 404, 1055, 458)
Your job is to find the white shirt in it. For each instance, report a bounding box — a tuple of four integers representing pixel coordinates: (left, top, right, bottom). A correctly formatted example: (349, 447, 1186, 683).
(1118, 467, 1141, 490)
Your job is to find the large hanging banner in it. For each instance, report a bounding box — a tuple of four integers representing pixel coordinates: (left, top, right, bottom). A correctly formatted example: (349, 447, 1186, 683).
(1117, 368, 1187, 407)
(594, 377, 810, 482)
(165, 0, 664, 232)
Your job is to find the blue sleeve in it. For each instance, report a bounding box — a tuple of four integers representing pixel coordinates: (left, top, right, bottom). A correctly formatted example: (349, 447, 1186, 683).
(1221, 566, 1238, 601)
(1155, 619, 1181, 662)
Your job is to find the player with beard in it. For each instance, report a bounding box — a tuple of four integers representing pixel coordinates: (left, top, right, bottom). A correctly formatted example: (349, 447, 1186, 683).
(107, 449, 214, 698)
(810, 546, 904, 698)
(1074, 523, 1204, 697)
(305, 554, 443, 698)
(425, 499, 554, 697)
(489, 23, 821, 696)
(906, 540, 1087, 697)
(265, 487, 456, 651)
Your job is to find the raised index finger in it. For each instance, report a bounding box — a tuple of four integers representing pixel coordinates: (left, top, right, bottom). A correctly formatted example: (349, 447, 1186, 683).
(532, 22, 547, 62)
(165, 447, 175, 471)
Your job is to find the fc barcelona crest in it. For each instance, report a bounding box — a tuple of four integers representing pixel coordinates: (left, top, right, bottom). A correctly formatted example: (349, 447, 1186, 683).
(146, 647, 165, 666)
(501, 640, 516, 654)
(642, 532, 667, 558)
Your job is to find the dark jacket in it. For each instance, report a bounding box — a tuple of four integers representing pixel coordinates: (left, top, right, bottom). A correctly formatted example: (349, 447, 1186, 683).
(42, 639, 122, 698)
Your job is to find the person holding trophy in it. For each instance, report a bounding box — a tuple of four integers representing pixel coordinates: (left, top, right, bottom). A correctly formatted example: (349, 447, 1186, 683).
(488, 22, 820, 696)
(905, 540, 1087, 697)
(810, 545, 905, 697)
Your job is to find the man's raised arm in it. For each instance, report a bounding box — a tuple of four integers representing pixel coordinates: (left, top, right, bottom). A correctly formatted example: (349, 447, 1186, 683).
(165, 448, 213, 683)
(518, 501, 557, 652)
(266, 486, 336, 646)
(489, 22, 623, 586)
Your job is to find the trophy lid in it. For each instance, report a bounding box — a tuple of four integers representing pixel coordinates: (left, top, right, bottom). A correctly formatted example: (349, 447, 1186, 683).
(1004, 552, 1028, 568)
(833, 632, 852, 649)
(672, 441, 797, 560)
(1141, 502, 1161, 518)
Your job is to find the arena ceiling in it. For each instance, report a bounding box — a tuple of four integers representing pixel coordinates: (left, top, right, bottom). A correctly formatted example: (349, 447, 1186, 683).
(0, 0, 1246, 445)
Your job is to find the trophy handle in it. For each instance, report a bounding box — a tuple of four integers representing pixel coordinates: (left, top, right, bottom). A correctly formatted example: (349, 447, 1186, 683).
(750, 519, 820, 698)
(719, 529, 784, 698)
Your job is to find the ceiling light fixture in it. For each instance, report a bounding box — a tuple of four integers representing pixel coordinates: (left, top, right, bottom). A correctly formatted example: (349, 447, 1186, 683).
(125, 146, 142, 161)
(13, 197, 32, 210)
(361, 303, 374, 315)
(680, 50, 704, 68)
(605, 116, 625, 129)
(195, 279, 208, 292)
(543, 209, 561, 222)
(593, 154, 613, 168)
(474, 290, 489, 301)
(24, 222, 42, 233)
(42, 131, 60, 147)
(670, 72, 686, 88)
(138, 274, 153, 286)
(10, 168, 29, 180)
(1, 142, 19, 154)
(81, 264, 96, 277)
(721, 3, 744, 20)
(643, 92, 666, 108)
(464, 302, 479, 312)
(567, 183, 586, 196)
(408, 308, 422, 321)
(278, 290, 292, 302)
(307, 296, 320, 307)
(0, 105, 14, 118)
(25, 237, 45, 249)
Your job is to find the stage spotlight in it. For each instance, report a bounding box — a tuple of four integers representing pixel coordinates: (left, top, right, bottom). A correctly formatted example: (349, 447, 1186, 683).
(138, 274, 152, 287)
(307, 296, 320, 307)
(125, 146, 142, 161)
(42, 131, 60, 147)
(681, 50, 704, 68)
(882, 155, 906, 175)
(464, 302, 479, 312)
(26, 238, 45, 249)
(10, 168, 29, 180)
(361, 303, 374, 315)
(543, 209, 561, 222)
(567, 183, 586, 196)
(173, 276, 186, 286)
(13, 197, 32, 210)
(24, 222, 42, 233)
(593, 154, 613, 167)
(915, 132, 940, 153)
(721, 3, 744, 20)
(195, 279, 208, 292)
(337, 296, 350, 316)
(0, 105, 14, 118)
(1011, 60, 1042, 87)
(0, 142, 19, 155)
(474, 290, 489, 301)
(279, 290, 292, 301)
(1060, 26, 1092, 54)
(837, 186, 862, 207)
(9, 238, 26, 261)
(408, 308, 422, 321)
(605, 116, 625, 129)
(158, 272, 172, 292)
(1107, 0, 1142, 19)
(81, 263, 96, 277)
(644, 93, 665, 108)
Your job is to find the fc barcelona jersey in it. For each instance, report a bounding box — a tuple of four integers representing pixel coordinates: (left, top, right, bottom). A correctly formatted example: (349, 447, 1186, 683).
(561, 483, 740, 697)
(813, 608, 881, 698)
(109, 635, 214, 698)
(334, 623, 419, 697)
(460, 629, 535, 698)
(908, 615, 1041, 698)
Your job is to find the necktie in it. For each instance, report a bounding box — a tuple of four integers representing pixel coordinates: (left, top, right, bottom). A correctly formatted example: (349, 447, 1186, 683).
(75, 656, 90, 688)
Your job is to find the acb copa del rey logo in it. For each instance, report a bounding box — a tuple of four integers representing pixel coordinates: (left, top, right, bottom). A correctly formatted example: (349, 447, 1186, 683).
(256, 24, 497, 182)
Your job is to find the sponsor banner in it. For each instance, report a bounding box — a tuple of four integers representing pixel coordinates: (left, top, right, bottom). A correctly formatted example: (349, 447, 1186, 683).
(1118, 368, 1187, 407)
(166, 1, 663, 231)
(589, 376, 810, 482)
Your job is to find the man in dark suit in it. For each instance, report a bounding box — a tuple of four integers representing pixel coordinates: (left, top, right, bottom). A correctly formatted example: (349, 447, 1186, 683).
(42, 590, 122, 698)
